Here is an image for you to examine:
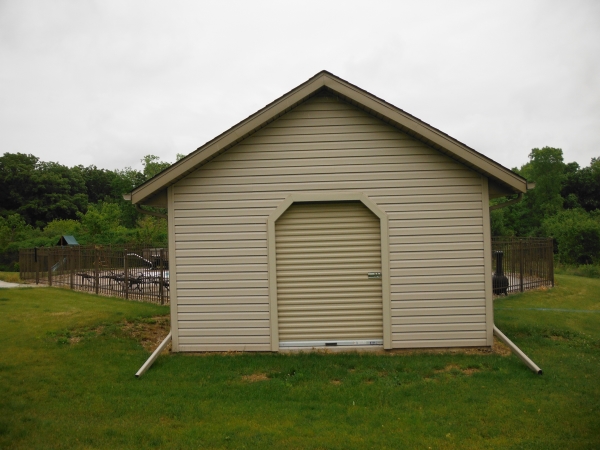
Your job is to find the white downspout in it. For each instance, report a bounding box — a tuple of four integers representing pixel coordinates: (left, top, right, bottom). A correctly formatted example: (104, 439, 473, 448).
(494, 326, 542, 374)
(135, 332, 172, 378)
(490, 182, 542, 375)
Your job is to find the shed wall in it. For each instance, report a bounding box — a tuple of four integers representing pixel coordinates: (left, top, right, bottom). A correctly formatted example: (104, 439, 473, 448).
(172, 94, 488, 352)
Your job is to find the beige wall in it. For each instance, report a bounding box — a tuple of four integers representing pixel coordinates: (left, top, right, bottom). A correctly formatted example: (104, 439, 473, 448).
(171, 93, 488, 352)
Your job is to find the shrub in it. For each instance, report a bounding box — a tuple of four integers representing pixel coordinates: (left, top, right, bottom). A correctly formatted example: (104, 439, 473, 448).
(543, 209, 600, 265)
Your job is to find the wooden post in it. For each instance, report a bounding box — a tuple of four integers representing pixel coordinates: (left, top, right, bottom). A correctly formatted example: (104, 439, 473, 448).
(94, 248, 99, 295)
(549, 239, 555, 288)
(159, 249, 164, 305)
(69, 247, 74, 290)
(124, 249, 129, 300)
(35, 248, 39, 285)
(519, 240, 524, 293)
(48, 249, 53, 287)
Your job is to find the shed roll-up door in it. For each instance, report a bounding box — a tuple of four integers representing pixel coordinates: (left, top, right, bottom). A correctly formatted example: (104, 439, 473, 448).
(275, 201, 383, 347)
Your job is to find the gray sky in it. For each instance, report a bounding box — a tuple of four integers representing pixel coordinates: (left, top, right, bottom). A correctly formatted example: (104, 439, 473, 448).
(1, 0, 599, 173)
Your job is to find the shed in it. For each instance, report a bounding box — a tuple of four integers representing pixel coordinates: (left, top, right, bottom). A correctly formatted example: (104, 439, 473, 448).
(127, 71, 529, 353)
(56, 235, 79, 246)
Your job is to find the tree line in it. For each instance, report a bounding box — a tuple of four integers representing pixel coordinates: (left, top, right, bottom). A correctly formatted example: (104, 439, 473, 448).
(0, 153, 179, 269)
(1, 147, 599, 270)
(491, 147, 600, 265)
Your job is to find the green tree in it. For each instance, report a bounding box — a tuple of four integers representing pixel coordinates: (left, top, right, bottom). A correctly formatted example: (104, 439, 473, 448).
(543, 209, 600, 264)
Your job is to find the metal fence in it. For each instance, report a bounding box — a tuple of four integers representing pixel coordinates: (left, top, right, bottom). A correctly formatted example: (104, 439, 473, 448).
(19, 245, 169, 304)
(491, 237, 554, 295)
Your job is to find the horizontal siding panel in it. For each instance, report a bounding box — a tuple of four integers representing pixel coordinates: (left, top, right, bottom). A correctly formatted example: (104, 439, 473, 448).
(177, 272, 267, 281)
(180, 170, 475, 187)
(390, 234, 483, 245)
(173, 216, 267, 226)
(177, 287, 267, 296)
(241, 131, 415, 145)
(254, 123, 400, 136)
(381, 201, 482, 213)
(392, 323, 486, 333)
(178, 320, 269, 329)
(178, 328, 269, 337)
(391, 307, 486, 316)
(392, 291, 485, 301)
(193, 162, 467, 179)
(215, 145, 441, 162)
(178, 336, 270, 345)
(392, 339, 488, 349)
(175, 240, 266, 250)
(175, 232, 265, 241)
(388, 209, 482, 221)
(178, 304, 268, 313)
(178, 344, 271, 352)
(175, 199, 282, 210)
(391, 283, 485, 293)
(391, 258, 484, 269)
(391, 250, 484, 260)
(175, 176, 481, 196)
(394, 265, 485, 277)
(392, 314, 486, 325)
(177, 280, 267, 289)
(391, 274, 484, 284)
(234, 138, 422, 153)
(178, 296, 268, 305)
(390, 217, 483, 229)
(179, 312, 270, 321)
(392, 299, 485, 309)
(392, 331, 487, 340)
(271, 115, 385, 127)
(205, 154, 454, 170)
(175, 248, 267, 258)
(177, 264, 266, 274)
(391, 242, 483, 253)
(175, 256, 267, 265)
(173, 208, 275, 218)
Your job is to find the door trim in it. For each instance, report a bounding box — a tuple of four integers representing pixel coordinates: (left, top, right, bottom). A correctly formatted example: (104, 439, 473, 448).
(267, 192, 391, 351)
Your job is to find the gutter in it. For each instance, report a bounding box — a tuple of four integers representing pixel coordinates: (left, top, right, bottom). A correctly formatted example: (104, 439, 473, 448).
(489, 181, 542, 374)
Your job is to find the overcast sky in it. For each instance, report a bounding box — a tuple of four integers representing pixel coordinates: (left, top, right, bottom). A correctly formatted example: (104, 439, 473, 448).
(1, 0, 599, 173)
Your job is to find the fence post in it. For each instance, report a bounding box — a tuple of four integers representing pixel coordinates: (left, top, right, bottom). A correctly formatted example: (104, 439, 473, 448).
(519, 239, 524, 293)
(94, 247, 99, 295)
(69, 247, 74, 290)
(124, 249, 129, 300)
(159, 249, 164, 305)
(549, 239, 555, 288)
(48, 249, 53, 287)
(35, 247, 39, 285)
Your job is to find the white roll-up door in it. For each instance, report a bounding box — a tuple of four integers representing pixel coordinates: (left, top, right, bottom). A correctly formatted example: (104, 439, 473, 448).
(275, 201, 383, 347)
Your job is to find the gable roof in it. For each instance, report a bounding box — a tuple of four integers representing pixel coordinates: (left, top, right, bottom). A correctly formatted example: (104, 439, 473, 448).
(130, 71, 527, 205)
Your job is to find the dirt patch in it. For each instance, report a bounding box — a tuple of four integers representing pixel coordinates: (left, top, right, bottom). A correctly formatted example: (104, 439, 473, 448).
(241, 373, 268, 382)
(434, 364, 481, 376)
(121, 316, 170, 353)
(549, 335, 567, 341)
(330, 379, 342, 385)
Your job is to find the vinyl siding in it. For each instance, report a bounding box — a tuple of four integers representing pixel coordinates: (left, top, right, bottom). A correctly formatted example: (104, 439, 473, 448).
(173, 93, 487, 352)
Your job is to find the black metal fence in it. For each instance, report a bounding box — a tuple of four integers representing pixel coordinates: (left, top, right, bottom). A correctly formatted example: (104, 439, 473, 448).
(19, 245, 169, 304)
(491, 237, 554, 295)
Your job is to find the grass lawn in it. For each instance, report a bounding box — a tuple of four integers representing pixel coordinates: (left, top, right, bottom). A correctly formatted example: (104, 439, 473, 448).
(1, 277, 599, 449)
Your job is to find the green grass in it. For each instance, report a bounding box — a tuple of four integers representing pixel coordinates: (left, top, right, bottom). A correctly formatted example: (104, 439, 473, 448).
(555, 263, 600, 279)
(0, 272, 21, 283)
(1, 279, 599, 449)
